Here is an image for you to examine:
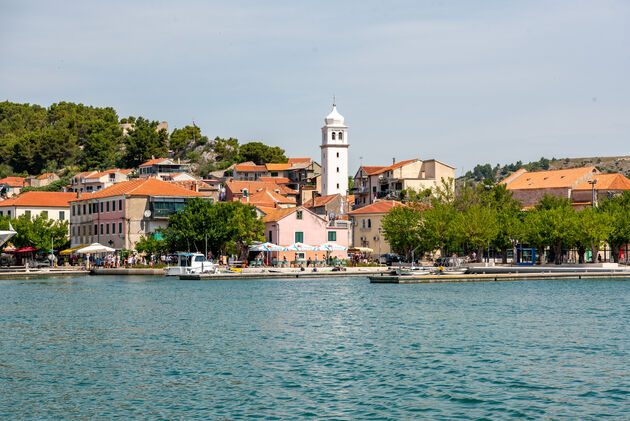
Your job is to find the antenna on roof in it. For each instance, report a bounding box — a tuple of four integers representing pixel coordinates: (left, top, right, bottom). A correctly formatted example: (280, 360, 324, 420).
(333, 94, 336, 106)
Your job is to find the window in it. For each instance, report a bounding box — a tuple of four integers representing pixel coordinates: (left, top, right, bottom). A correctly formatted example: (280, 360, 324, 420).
(296, 210, 303, 220)
(7, 210, 10, 218)
(372, 186, 377, 193)
(72, 205, 76, 216)
(243, 189, 248, 197)
(271, 172, 278, 177)
(106, 224, 109, 235)
(100, 202, 103, 213)
(118, 199, 122, 211)
(94, 224, 98, 236)
(367, 219, 372, 228)
(328, 231, 336, 241)
(331, 132, 336, 140)
(362, 219, 366, 229)
(106, 201, 110, 212)
(100, 224, 104, 235)
(41, 211, 48, 218)
(337, 183, 340, 189)
(297, 252, 305, 260)
(268, 230, 272, 243)
(59, 211, 65, 220)
(82, 204, 86, 215)
(0, 211, 3, 216)
(118, 222, 123, 234)
(336, 152, 339, 158)
(295, 231, 304, 243)
(111, 223, 115, 234)
(339, 132, 343, 140)
(337, 167, 339, 173)
(82, 225, 86, 235)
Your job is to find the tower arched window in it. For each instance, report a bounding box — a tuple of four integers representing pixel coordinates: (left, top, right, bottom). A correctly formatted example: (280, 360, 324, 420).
(338, 132, 343, 140)
(331, 132, 336, 140)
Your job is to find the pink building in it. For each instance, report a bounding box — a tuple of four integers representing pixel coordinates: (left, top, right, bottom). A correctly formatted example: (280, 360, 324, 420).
(262, 206, 349, 262)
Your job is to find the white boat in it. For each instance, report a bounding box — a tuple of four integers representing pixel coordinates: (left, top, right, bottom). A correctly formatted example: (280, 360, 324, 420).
(165, 252, 219, 276)
(0, 223, 17, 249)
(395, 266, 433, 276)
(435, 257, 468, 275)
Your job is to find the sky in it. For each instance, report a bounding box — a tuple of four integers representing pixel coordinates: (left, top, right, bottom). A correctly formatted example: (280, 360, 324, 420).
(1, 0, 629, 176)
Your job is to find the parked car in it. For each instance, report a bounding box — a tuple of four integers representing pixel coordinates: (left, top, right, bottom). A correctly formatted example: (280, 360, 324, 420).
(379, 254, 405, 265)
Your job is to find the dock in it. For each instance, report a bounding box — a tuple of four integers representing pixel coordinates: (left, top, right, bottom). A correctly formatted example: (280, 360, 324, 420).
(181, 267, 391, 280)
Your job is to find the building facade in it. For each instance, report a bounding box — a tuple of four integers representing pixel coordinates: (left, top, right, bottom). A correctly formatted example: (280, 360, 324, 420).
(348, 200, 403, 257)
(0, 191, 75, 225)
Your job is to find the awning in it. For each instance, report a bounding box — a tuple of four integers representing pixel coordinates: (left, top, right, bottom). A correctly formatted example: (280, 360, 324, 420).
(14, 246, 39, 253)
(60, 244, 89, 256)
(348, 247, 373, 253)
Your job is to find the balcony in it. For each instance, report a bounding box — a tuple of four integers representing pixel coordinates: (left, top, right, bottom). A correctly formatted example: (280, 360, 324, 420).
(354, 185, 368, 194)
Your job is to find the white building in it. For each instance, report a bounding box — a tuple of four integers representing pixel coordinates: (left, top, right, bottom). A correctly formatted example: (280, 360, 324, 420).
(320, 104, 349, 196)
(0, 191, 76, 225)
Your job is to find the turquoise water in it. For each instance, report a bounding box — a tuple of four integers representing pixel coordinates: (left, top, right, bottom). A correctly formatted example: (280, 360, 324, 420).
(1, 276, 629, 419)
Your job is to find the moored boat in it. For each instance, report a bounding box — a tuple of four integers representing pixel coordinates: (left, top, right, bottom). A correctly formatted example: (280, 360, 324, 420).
(165, 252, 219, 276)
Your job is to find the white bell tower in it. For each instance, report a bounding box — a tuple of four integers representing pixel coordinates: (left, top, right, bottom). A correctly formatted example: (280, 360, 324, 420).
(320, 103, 349, 196)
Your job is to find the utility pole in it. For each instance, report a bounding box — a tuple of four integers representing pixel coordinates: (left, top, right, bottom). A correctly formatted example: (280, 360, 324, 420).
(588, 179, 598, 208)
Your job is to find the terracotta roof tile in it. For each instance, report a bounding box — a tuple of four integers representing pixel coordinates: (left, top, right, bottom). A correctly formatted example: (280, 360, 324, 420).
(37, 172, 56, 180)
(259, 177, 291, 184)
(573, 173, 630, 191)
(262, 207, 298, 223)
(303, 193, 339, 208)
(287, 158, 311, 164)
(361, 166, 387, 175)
(265, 163, 291, 171)
(348, 200, 403, 214)
(168, 180, 218, 191)
(86, 168, 125, 179)
(0, 177, 26, 187)
(226, 180, 298, 196)
(0, 191, 77, 208)
(139, 158, 173, 167)
(239, 189, 295, 206)
(235, 164, 267, 172)
(71, 178, 208, 202)
(255, 205, 279, 215)
(503, 166, 597, 190)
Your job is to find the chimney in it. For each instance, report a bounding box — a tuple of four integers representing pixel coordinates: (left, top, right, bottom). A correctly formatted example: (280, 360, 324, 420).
(392, 158, 396, 165)
(76, 191, 82, 199)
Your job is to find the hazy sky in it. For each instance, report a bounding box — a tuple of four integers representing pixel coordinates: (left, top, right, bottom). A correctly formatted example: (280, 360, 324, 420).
(1, 1, 628, 175)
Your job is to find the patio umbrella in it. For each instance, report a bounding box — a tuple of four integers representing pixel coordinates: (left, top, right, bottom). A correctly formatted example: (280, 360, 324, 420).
(282, 242, 317, 251)
(250, 242, 283, 251)
(317, 242, 347, 251)
(76, 243, 116, 254)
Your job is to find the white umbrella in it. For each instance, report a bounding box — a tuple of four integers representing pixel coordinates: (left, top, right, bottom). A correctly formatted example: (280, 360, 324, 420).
(317, 242, 347, 251)
(250, 242, 283, 251)
(283, 242, 317, 251)
(76, 243, 116, 254)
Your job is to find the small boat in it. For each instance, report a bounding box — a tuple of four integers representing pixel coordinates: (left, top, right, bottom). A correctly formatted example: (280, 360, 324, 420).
(165, 252, 219, 276)
(435, 256, 468, 275)
(396, 266, 433, 276)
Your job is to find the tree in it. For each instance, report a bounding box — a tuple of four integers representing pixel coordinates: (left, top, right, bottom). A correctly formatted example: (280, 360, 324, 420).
(81, 119, 122, 170)
(162, 199, 264, 259)
(7, 214, 69, 251)
(170, 125, 207, 154)
(239, 141, 287, 164)
(120, 117, 168, 168)
(213, 137, 241, 169)
(419, 201, 459, 257)
(599, 192, 630, 262)
(486, 184, 523, 263)
(135, 235, 168, 255)
(456, 204, 498, 262)
(381, 203, 423, 259)
(576, 207, 613, 263)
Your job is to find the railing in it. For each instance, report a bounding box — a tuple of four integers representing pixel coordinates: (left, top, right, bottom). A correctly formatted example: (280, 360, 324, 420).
(354, 186, 368, 193)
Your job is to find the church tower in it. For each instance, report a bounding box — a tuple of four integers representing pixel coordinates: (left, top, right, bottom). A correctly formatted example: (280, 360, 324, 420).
(320, 104, 349, 197)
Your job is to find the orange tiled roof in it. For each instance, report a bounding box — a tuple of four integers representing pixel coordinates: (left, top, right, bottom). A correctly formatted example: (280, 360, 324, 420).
(139, 158, 171, 167)
(262, 207, 298, 223)
(226, 180, 298, 196)
(573, 173, 630, 191)
(0, 191, 77, 208)
(348, 200, 403, 214)
(119, 169, 134, 175)
(86, 168, 124, 179)
(235, 164, 267, 172)
(0, 177, 26, 187)
(168, 180, 218, 191)
(303, 193, 339, 208)
(239, 189, 296, 206)
(503, 167, 597, 190)
(371, 159, 419, 175)
(259, 177, 291, 184)
(265, 163, 291, 171)
(255, 205, 278, 215)
(71, 178, 208, 202)
(361, 166, 387, 176)
(37, 172, 56, 180)
(288, 158, 311, 164)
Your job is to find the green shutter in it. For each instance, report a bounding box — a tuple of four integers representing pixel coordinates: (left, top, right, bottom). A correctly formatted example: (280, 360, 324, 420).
(328, 231, 336, 241)
(295, 232, 304, 243)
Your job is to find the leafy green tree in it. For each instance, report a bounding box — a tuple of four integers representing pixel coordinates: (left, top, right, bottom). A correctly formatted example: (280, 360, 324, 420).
(381, 203, 423, 259)
(213, 137, 241, 169)
(456, 204, 498, 262)
(170, 125, 208, 154)
(599, 191, 630, 262)
(81, 119, 123, 170)
(162, 199, 264, 259)
(576, 207, 613, 263)
(239, 141, 287, 164)
(486, 184, 523, 263)
(419, 201, 460, 257)
(121, 117, 168, 167)
(135, 235, 168, 255)
(7, 214, 69, 250)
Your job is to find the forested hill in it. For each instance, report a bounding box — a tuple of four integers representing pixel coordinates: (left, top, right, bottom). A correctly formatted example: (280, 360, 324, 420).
(0, 101, 288, 178)
(459, 156, 630, 186)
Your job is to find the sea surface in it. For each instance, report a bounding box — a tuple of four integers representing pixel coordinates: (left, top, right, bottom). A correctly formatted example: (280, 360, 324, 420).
(1, 275, 629, 420)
